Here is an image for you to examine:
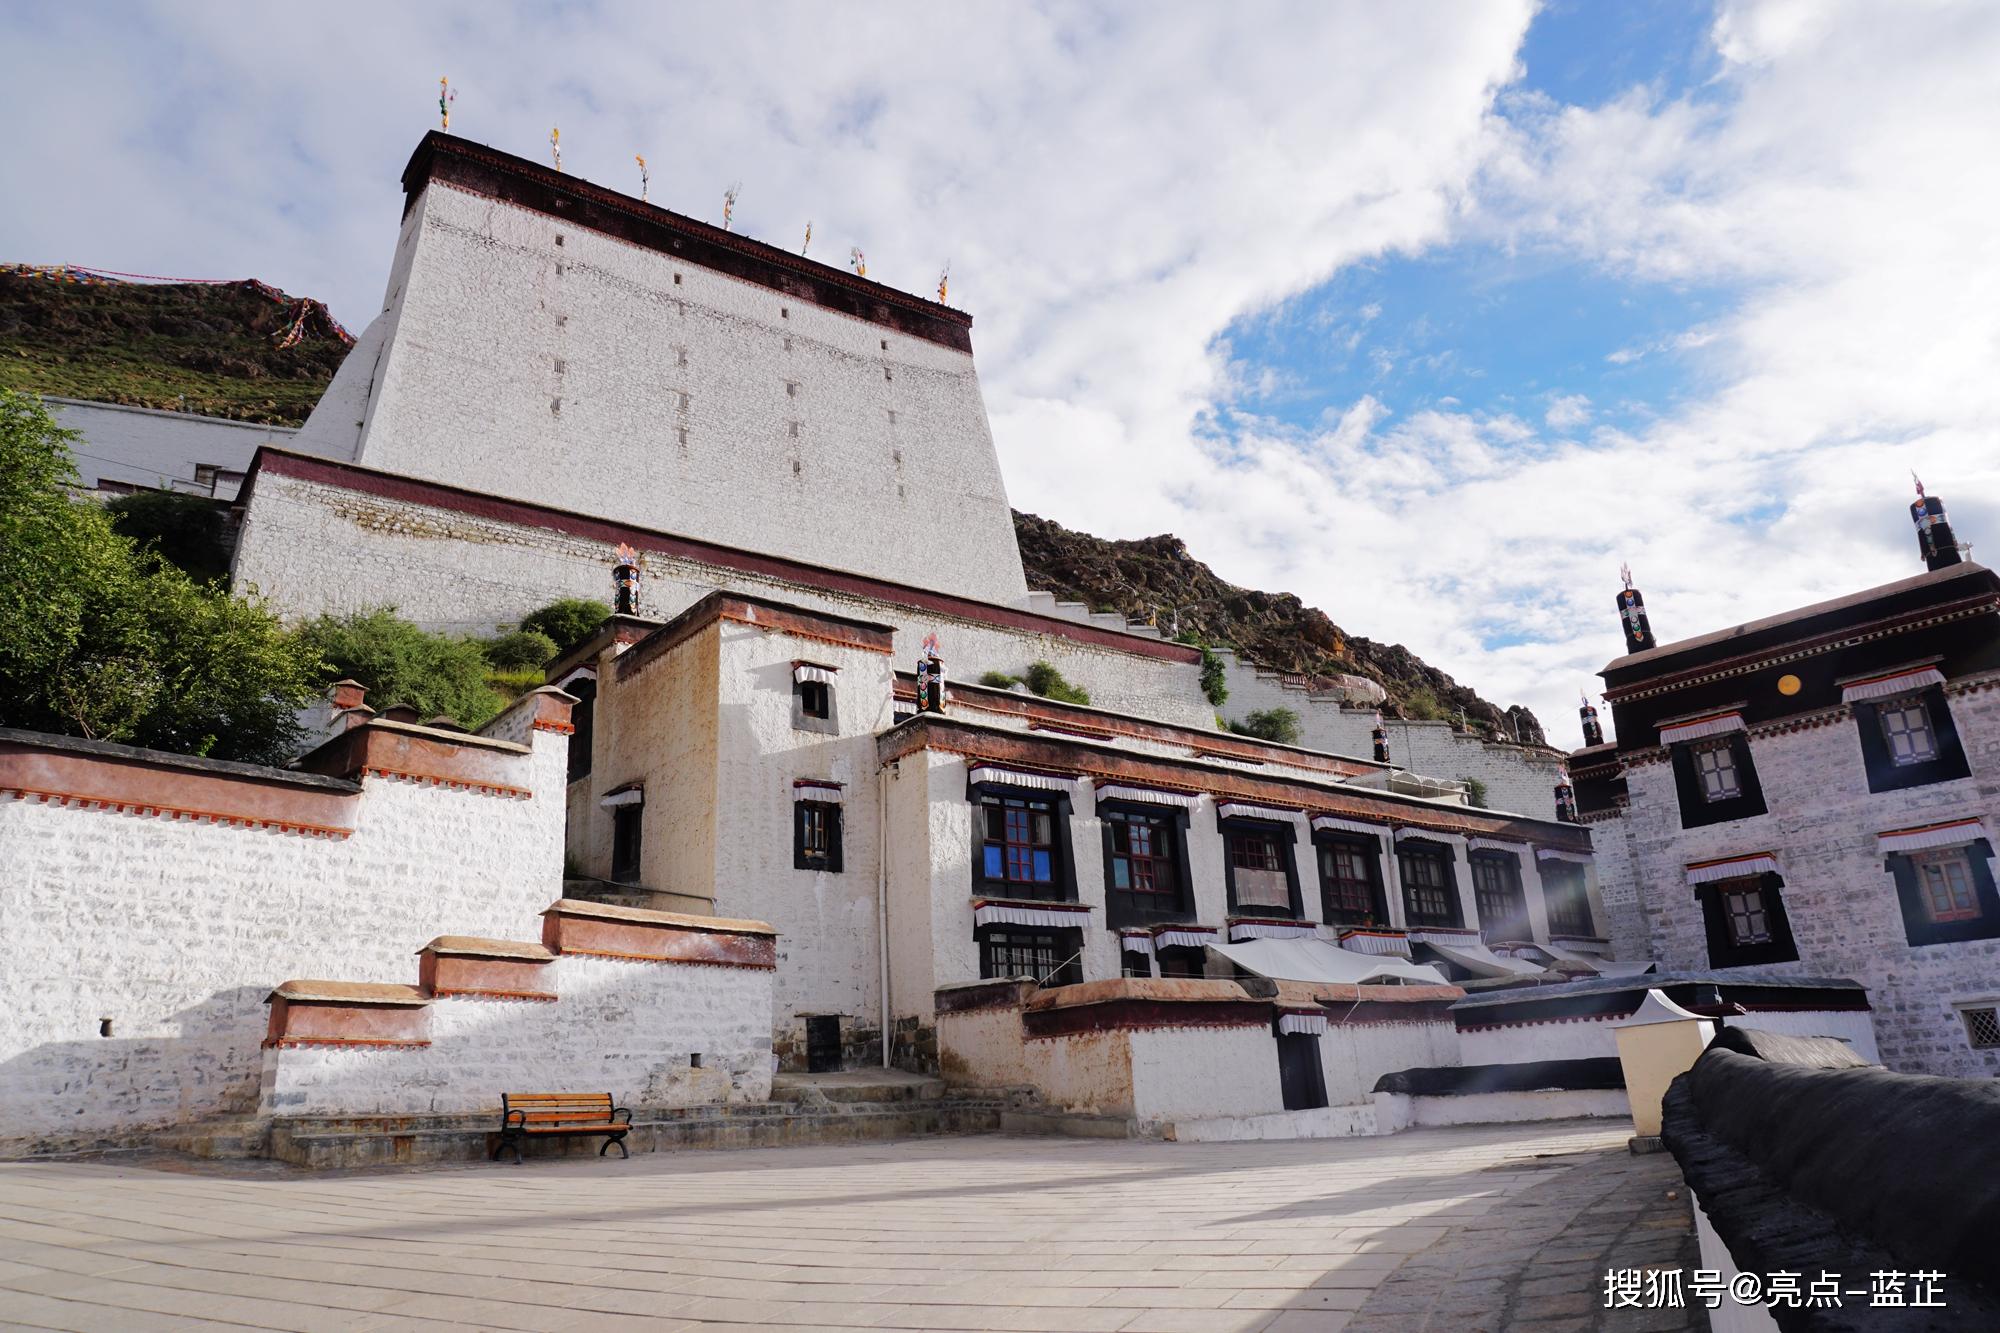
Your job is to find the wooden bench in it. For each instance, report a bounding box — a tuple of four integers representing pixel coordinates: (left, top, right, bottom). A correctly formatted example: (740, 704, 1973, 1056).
(492, 1092, 632, 1164)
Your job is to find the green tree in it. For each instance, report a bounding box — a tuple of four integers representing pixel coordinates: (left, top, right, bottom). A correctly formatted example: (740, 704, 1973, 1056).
(1400, 686, 1445, 721)
(104, 490, 231, 584)
(1460, 776, 1489, 809)
(1226, 706, 1302, 745)
(520, 597, 612, 654)
(0, 390, 321, 762)
(298, 608, 504, 729)
(1198, 645, 1228, 707)
(484, 629, 559, 671)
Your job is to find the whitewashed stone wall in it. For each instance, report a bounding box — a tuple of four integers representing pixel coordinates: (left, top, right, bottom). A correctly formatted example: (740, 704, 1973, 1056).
(297, 182, 1027, 606)
(45, 398, 299, 500)
(1315, 1021, 1461, 1109)
(1591, 675, 2000, 1077)
(1455, 1007, 1881, 1067)
(261, 954, 773, 1116)
(233, 467, 1212, 727)
(1128, 1026, 1284, 1124)
(0, 706, 567, 1152)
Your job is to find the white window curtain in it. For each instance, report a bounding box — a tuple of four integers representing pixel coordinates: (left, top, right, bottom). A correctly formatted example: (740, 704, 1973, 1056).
(1657, 711, 1746, 745)
(1311, 815, 1386, 838)
(1094, 782, 1203, 810)
(1876, 818, 1987, 855)
(1685, 853, 1781, 885)
(1842, 667, 1945, 704)
(968, 764, 1075, 792)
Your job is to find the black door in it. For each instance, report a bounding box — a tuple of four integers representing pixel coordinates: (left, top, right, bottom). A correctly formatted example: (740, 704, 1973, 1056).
(1277, 1034, 1328, 1110)
(806, 1015, 841, 1073)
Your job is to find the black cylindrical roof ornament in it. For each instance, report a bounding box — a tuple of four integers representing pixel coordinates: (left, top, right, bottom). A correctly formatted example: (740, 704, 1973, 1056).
(1912, 475, 1963, 572)
(1580, 695, 1605, 748)
(1616, 563, 1655, 654)
(1371, 718, 1390, 765)
(1554, 772, 1578, 824)
(613, 544, 641, 616)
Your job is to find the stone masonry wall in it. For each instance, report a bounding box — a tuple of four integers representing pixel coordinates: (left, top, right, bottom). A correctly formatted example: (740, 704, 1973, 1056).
(310, 182, 1028, 606)
(1600, 674, 2000, 1078)
(0, 706, 567, 1153)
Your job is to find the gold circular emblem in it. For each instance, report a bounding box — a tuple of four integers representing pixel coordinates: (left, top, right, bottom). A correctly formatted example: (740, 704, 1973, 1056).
(1777, 674, 1803, 696)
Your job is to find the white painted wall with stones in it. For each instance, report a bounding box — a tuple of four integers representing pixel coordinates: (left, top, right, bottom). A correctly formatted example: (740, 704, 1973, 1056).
(233, 469, 1213, 727)
(1128, 1027, 1285, 1124)
(1590, 676, 2000, 1077)
(933, 1001, 1137, 1115)
(260, 953, 773, 1117)
(45, 398, 298, 500)
(1316, 1021, 1461, 1109)
(298, 182, 1027, 606)
(0, 711, 568, 1152)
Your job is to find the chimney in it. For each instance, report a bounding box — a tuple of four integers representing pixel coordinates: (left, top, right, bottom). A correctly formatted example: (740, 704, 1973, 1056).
(613, 543, 641, 615)
(330, 679, 367, 713)
(1911, 475, 1963, 572)
(1580, 694, 1605, 748)
(1616, 564, 1656, 654)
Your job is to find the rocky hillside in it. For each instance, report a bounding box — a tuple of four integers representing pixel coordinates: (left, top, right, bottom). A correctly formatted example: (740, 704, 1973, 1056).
(1013, 511, 1547, 747)
(0, 266, 351, 425)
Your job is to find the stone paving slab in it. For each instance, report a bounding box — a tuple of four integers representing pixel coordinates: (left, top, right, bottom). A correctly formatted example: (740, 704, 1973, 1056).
(0, 1121, 1677, 1332)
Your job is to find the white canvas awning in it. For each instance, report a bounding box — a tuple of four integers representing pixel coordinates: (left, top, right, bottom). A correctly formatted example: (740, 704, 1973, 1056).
(1416, 936, 1547, 978)
(792, 780, 843, 803)
(1395, 827, 1457, 844)
(1277, 1012, 1328, 1036)
(1117, 931, 1155, 956)
(1537, 847, 1593, 864)
(1877, 818, 1988, 854)
(1210, 936, 1448, 987)
(1094, 782, 1203, 810)
(1686, 853, 1781, 885)
(972, 902, 1091, 929)
(1154, 927, 1218, 950)
(1216, 801, 1298, 823)
(599, 786, 643, 809)
(1311, 815, 1387, 839)
(793, 663, 838, 685)
(1842, 666, 1945, 704)
(1657, 711, 1745, 745)
(1467, 837, 1527, 855)
(1229, 920, 1318, 942)
(1332, 929, 1412, 958)
(967, 764, 1075, 792)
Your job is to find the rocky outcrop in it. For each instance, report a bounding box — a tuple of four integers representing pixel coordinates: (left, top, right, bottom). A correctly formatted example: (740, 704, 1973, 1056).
(1013, 511, 1546, 745)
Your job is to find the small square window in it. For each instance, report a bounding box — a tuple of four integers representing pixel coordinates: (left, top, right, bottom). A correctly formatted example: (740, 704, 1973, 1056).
(1721, 884, 1773, 945)
(1914, 849, 1981, 923)
(1963, 1005, 2000, 1050)
(1879, 695, 1940, 766)
(798, 680, 830, 719)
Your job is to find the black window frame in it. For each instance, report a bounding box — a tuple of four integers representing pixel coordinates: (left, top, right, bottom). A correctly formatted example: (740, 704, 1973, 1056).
(1099, 800, 1196, 928)
(792, 671, 839, 735)
(797, 679, 831, 720)
(1312, 831, 1389, 929)
(1155, 944, 1208, 978)
(1853, 685, 1970, 793)
(793, 799, 844, 873)
(1670, 731, 1768, 829)
(1220, 816, 1303, 919)
(1397, 839, 1463, 928)
(611, 802, 643, 885)
(1469, 850, 1531, 942)
(971, 783, 1078, 903)
(977, 925, 1083, 986)
(1886, 839, 2000, 947)
(1540, 859, 1596, 937)
(566, 676, 597, 782)
(1696, 872, 1799, 967)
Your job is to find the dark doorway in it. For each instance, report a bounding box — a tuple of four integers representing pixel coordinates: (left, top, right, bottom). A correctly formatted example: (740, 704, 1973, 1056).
(1277, 1034, 1328, 1111)
(806, 1015, 842, 1072)
(610, 804, 643, 884)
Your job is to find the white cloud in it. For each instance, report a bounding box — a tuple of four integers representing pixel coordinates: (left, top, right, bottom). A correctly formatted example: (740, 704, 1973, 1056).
(5, 1, 1999, 762)
(1544, 393, 1591, 431)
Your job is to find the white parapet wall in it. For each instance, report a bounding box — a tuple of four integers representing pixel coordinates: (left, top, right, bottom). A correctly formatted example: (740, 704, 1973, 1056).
(0, 693, 573, 1154)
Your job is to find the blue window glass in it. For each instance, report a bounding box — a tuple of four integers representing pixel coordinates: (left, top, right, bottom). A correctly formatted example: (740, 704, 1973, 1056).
(983, 845, 1003, 878)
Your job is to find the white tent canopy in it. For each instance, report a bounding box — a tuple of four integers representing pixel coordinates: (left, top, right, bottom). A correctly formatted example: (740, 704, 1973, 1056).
(1210, 937, 1449, 987)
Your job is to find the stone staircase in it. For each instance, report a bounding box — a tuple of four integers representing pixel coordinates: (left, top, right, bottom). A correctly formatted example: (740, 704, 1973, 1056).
(562, 875, 715, 916)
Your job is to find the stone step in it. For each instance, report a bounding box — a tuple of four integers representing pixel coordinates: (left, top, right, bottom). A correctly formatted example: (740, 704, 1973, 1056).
(771, 1070, 948, 1105)
(152, 1117, 272, 1160)
(562, 878, 715, 916)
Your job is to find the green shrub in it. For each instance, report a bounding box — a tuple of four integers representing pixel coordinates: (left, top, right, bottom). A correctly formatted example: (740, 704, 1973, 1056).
(297, 608, 504, 729)
(104, 490, 231, 584)
(979, 670, 1022, 689)
(484, 629, 559, 670)
(1461, 776, 1489, 808)
(520, 597, 611, 653)
(1024, 660, 1091, 706)
(1226, 706, 1302, 745)
(1198, 645, 1228, 707)
(0, 390, 322, 763)
(1400, 687, 1444, 721)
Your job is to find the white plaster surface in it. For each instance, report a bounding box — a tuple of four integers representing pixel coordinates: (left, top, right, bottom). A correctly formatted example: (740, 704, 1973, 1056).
(302, 183, 1027, 606)
(46, 398, 299, 500)
(1372, 1088, 1630, 1130)
(1128, 1026, 1284, 1124)
(1165, 1103, 1380, 1141)
(0, 716, 568, 1150)
(1455, 1007, 1880, 1067)
(260, 953, 773, 1116)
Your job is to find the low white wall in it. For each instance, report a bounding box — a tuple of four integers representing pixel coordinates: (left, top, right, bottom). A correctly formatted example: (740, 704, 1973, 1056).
(260, 955, 773, 1116)
(1129, 1026, 1284, 1124)
(0, 712, 568, 1152)
(1165, 1104, 1379, 1142)
(935, 1000, 1136, 1115)
(1319, 1021, 1462, 1107)
(1374, 1088, 1629, 1131)
(1458, 1007, 1881, 1067)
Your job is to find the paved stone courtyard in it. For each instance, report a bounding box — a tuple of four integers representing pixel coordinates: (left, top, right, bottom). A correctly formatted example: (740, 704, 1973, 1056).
(0, 1121, 1700, 1333)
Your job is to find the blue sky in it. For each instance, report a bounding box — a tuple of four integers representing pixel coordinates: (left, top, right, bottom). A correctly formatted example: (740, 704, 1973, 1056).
(4, 1, 1999, 743)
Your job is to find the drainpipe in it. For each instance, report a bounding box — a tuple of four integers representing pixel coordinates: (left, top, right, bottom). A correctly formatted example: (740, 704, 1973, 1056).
(878, 760, 893, 1069)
